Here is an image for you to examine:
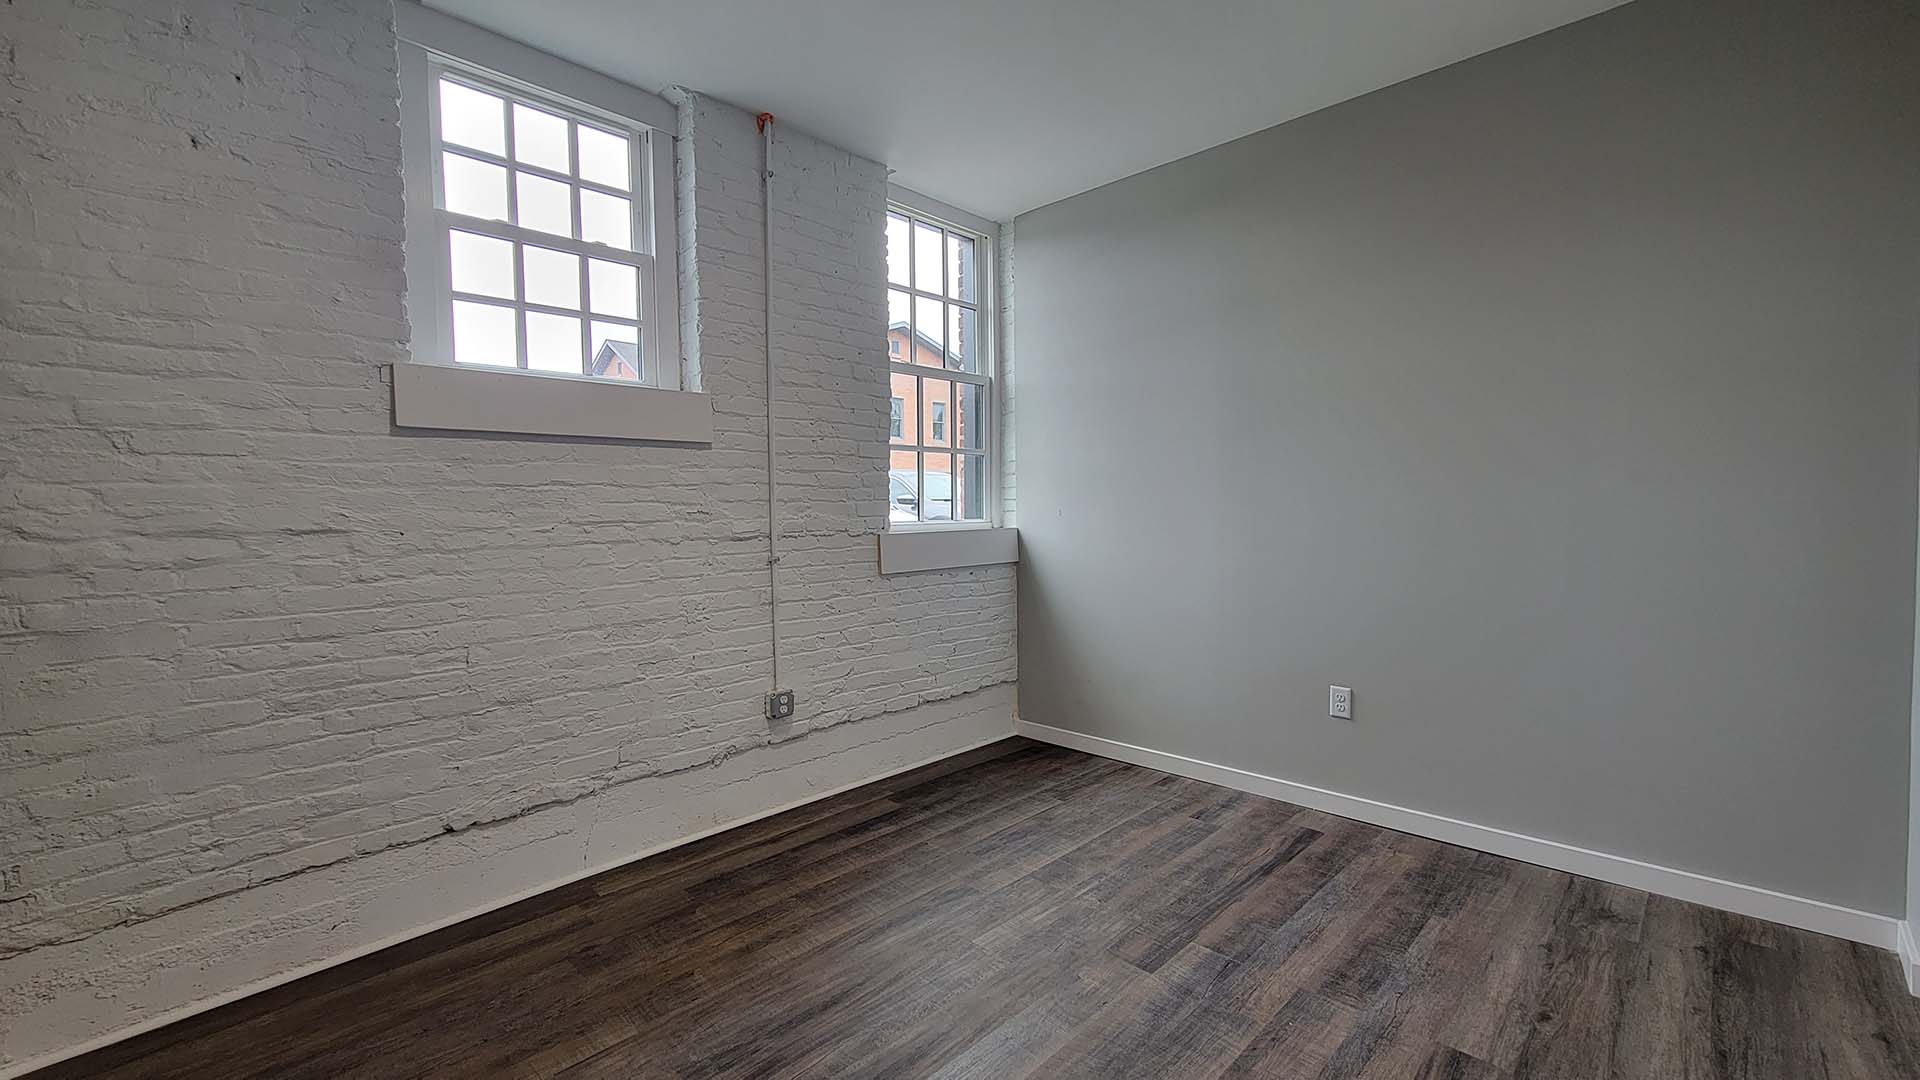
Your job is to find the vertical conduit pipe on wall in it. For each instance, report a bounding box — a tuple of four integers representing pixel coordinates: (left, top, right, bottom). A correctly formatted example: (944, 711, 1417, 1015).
(759, 112, 781, 694)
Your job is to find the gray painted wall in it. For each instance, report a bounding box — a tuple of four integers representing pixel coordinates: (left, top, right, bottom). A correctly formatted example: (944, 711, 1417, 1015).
(1912, 498, 1920, 934)
(1013, 0, 1920, 915)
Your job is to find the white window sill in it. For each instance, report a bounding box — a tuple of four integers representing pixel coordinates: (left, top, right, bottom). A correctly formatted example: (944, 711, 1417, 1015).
(878, 526, 1019, 575)
(390, 363, 713, 444)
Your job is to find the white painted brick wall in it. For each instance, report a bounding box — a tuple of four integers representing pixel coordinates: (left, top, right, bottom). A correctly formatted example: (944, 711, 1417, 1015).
(0, 0, 1014, 1062)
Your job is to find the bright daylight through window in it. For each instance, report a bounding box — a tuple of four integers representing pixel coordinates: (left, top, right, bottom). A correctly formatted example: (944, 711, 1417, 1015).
(886, 207, 991, 525)
(404, 58, 673, 387)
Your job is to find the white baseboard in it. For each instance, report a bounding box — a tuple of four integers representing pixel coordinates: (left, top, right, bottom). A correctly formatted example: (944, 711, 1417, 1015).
(1899, 921, 1920, 995)
(0, 708, 1019, 1080)
(1016, 720, 1902, 953)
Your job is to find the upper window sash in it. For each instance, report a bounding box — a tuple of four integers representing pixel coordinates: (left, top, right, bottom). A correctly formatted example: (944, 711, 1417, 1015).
(427, 64, 658, 260)
(428, 70, 653, 248)
(884, 213, 992, 382)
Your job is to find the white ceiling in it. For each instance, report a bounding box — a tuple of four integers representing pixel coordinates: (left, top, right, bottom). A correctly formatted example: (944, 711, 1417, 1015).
(425, 0, 1631, 221)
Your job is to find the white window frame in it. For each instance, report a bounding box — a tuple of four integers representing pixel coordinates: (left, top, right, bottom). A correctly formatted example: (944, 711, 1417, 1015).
(394, 2, 684, 400)
(886, 190, 998, 532)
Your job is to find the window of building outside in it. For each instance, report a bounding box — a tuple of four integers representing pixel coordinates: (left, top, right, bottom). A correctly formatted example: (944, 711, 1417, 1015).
(885, 205, 992, 526)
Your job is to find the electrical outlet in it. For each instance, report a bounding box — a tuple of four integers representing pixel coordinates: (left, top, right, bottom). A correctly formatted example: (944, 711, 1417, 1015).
(765, 689, 796, 721)
(1329, 685, 1353, 720)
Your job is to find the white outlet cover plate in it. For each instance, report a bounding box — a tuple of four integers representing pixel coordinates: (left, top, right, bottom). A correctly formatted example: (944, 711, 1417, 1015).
(1329, 685, 1353, 719)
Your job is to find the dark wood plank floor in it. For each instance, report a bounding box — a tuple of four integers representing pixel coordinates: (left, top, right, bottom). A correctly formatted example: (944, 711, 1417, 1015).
(36, 739, 1920, 1079)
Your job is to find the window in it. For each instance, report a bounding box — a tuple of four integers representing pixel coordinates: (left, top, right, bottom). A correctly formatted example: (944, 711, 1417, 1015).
(396, 21, 679, 391)
(886, 202, 993, 526)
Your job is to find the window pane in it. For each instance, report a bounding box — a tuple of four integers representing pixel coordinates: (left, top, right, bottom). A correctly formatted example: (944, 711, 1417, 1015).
(912, 221, 942, 294)
(890, 371, 918, 445)
(448, 230, 513, 299)
(589, 320, 640, 381)
(913, 295, 944, 366)
(438, 79, 505, 155)
(956, 453, 988, 521)
(451, 300, 516, 366)
(947, 233, 977, 302)
(947, 305, 978, 373)
(924, 377, 951, 448)
(512, 103, 570, 173)
(888, 289, 912, 354)
(587, 259, 638, 319)
(525, 310, 582, 373)
(889, 449, 919, 524)
(885, 213, 910, 288)
(577, 125, 631, 190)
(443, 152, 508, 221)
(921, 452, 953, 521)
(580, 190, 631, 249)
(957, 381, 986, 450)
(522, 245, 580, 309)
(889, 396, 904, 440)
(515, 171, 572, 237)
